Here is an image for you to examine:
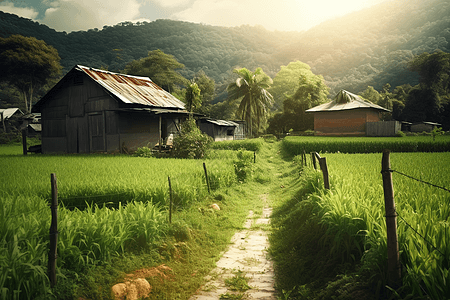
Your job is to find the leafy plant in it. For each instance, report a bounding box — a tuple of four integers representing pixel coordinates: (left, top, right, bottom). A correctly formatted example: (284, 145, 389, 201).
(225, 270, 251, 291)
(172, 116, 213, 159)
(133, 146, 153, 157)
(396, 130, 406, 137)
(233, 149, 254, 182)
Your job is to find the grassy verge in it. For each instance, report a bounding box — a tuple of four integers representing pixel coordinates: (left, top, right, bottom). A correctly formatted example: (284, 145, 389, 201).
(270, 151, 450, 300)
(282, 135, 450, 154)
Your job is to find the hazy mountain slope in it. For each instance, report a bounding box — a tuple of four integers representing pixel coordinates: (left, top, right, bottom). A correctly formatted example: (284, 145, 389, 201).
(0, 0, 449, 98)
(287, 0, 450, 93)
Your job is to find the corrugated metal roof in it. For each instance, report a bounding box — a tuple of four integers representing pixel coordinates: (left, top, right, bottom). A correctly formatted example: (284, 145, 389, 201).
(306, 90, 391, 113)
(0, 108, 23, 119)
(205, 119, 239, 127)
(116, 108, 190, 115)
(76, 65, 186, 110)
(28, 124, 42, 131)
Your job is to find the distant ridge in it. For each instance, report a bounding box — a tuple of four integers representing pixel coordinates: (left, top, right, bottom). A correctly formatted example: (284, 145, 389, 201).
(1, 0, 449, 98)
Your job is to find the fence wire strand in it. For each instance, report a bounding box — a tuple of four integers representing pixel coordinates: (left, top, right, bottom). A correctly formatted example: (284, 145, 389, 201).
(397, 211, 445, 257)
(392, 169, 450, 193)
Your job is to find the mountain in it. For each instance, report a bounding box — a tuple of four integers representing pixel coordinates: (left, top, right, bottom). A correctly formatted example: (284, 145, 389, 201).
(1, 0, 449, 100)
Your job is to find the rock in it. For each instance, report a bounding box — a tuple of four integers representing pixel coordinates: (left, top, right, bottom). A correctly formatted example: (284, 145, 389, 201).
(211, 203, 220, 210)
(111, 278, 151, 300)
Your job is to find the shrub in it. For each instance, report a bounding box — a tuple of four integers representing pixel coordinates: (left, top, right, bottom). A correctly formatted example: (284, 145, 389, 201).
(396, 130, 406, 137)
(133, 146, 153, 157)
(233, 149, 254, 182)
(172, 116, 213, 159)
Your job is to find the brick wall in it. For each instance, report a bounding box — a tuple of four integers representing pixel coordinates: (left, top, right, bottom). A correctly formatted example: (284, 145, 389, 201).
(314, 109, 381, 136)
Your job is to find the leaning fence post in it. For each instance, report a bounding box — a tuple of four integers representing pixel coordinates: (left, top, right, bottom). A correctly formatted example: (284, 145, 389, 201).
(311, 152, 317, 170)
(381, 149, 401, 289)
(203, 162, 211, 194)
(168, 176, 173, 224)
(319, 157, 330, 189)
(22, 129, 28, 156)
(48, 173, 58, 287)
(303, 150, 307, 167)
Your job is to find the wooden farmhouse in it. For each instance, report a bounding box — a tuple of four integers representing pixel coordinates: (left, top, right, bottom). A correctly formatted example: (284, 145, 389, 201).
(306, 90, 391, 136)
(32, 65, 189, 153)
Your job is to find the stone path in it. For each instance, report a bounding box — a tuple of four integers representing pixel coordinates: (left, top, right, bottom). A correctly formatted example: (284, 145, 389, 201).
(189, 199, 277, 300)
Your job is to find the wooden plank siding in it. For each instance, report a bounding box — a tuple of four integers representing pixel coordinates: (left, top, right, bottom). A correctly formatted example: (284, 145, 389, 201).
(366, 121, 401, 136)
(35, 66, 189, 154)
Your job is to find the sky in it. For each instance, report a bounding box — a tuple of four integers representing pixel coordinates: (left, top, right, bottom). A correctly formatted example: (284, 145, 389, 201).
(0, 0, 390, 33)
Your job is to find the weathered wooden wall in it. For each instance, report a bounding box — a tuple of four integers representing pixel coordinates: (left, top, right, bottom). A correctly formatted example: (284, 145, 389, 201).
(366, 121, 401, 136)
(411, 123, 435, 132)
(40, 70, 185, 153)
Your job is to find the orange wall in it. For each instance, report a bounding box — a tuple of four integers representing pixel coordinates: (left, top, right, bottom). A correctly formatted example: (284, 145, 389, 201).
(313, 109, 381, 136)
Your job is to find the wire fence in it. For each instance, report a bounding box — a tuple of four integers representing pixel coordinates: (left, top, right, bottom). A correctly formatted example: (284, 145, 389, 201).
(306, 150, 449, 262)
(392, 169, 450, 193)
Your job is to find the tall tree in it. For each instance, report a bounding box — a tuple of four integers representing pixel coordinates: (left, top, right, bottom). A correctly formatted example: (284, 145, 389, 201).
(184, 81, 201, 113)
(403, 50, 450, 123)
(227, 67, 274, 136)
(267, 64, 329, 133)
(0, 35, 62, 113)
(123, 49, 188, 92)
(192, 70, 215, 115)
(270, 61, 313, 111)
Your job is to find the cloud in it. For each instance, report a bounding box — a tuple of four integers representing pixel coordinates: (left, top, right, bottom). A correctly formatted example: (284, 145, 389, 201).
(170, 0, 389, 31)
(0, 2, 39, 20)
(171, 0, 310, 31)
(40, 0, 141, 32)
(150, 0, 191, 8)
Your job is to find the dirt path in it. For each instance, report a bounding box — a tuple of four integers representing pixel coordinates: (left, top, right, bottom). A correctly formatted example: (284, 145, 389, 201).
(189, 194, 277, 300)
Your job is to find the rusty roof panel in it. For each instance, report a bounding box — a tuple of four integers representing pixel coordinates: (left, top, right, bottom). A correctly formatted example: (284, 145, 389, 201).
(76, 65, 186, 109)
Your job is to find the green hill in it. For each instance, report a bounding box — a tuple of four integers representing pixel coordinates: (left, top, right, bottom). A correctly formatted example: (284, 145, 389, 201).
(0, 0, 449, 99)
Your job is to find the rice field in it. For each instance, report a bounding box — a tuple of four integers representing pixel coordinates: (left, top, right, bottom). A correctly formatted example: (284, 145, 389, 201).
(282, 135, 450, 155)
(303, 151, 450, 299)
(0, 146, 238, 299)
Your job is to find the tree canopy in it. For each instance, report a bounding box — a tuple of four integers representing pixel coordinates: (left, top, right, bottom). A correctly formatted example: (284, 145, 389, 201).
(270, 61, 313, 110)
(123, 49, 188, 92)
(227, 67, 273, 136)
(268, 62, 329, 133)
(0, 34, 62, 113)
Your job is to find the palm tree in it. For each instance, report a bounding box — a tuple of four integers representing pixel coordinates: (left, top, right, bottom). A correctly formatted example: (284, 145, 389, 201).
(227, 67, 274, 137)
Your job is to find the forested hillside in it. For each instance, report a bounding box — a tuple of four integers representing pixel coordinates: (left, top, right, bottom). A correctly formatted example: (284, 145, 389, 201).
(0, 0, 449, 99)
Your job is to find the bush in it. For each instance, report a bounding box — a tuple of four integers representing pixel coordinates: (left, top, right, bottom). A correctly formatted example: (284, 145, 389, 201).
(133, 146, 153, 158)
(233, 149, 254, 182)
(396, 130, 406, 137)
(172, 116, 213, 159)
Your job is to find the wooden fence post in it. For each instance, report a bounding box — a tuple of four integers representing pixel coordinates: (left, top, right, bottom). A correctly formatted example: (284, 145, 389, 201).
(203, 162, 211, 194)
(303, 150, 307, 167)
(381, 149, 401, 289)
(48, 173, 58, 287)
(168, 176, 173, 224)
(319, 157, 330, 189)
(22, 129, 27, 156)
(311, 152, 317, 170)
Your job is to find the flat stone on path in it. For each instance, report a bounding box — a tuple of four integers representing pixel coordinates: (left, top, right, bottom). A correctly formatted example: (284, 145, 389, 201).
(189, 204, 277, 300)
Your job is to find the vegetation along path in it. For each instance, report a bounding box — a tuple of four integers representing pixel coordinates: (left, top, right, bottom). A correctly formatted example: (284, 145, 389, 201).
(189, 140, 296, 300)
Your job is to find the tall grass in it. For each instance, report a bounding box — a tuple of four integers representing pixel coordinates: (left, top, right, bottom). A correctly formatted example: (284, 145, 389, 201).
(0, 149, 237, 299)
(271, 151, 450, 299)
(210, 138, 264, 152)
(282, 136, 450, 155)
